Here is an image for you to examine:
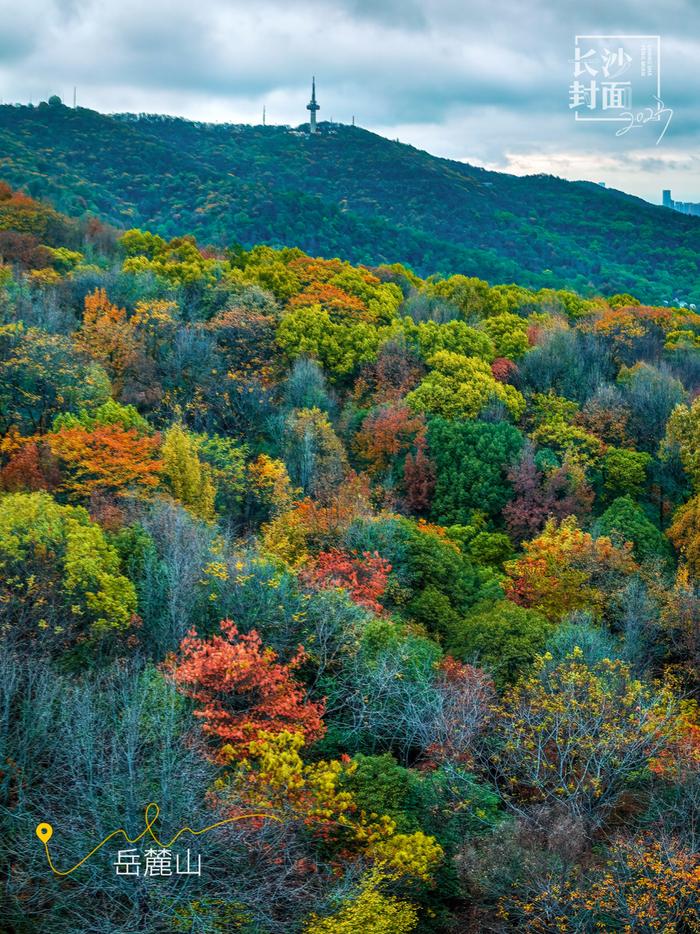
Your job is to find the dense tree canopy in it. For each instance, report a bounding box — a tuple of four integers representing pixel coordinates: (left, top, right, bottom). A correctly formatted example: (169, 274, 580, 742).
(0, 183, 699, 933)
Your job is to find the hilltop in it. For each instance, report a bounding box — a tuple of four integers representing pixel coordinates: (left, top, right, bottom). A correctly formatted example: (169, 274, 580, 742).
(0, 98, 698, 302)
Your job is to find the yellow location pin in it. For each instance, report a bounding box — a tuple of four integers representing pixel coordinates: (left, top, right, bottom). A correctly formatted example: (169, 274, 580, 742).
(36, 822, 53, 844)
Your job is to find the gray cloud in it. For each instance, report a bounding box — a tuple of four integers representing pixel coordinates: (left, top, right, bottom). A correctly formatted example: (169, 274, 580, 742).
(0, 0, 698, 202)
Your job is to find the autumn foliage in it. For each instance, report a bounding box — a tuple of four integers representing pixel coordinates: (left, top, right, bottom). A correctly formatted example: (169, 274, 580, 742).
(76, 289, 141, 395)
(0, 439, 59, 492)
(353, 404, 424, 475)
(501, 834, 700, 932)
(504, 517, 637, 621)
(301, 549, 392, 614)
(47, 424, 162, 499)
(168, 620, 326, 758)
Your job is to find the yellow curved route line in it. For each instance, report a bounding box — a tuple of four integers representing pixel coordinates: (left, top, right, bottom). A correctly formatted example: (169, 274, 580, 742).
(38, 802, 281, 877)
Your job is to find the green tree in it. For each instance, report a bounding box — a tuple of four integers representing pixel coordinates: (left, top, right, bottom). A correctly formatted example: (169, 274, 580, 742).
(480, 312, 529, 360)
(403, 318, 494, 362)
(52, 399, 152, 434)
(121, 232, 224, 285)
(277, 304, 395, 379)
(598, 496, 672, 564)
(0, 324, 110, 434)
(426, 275, 493, 318)
(346, 517, 500, 637)
(196, 433, 248, 518)
(406, 351, 525, 421)
(0, 492, 136, 649)
(601, 447, 651, 500)
(427, 418, 523, 525)
(340, 753, 420, 833)
(446, 599, 553, 688)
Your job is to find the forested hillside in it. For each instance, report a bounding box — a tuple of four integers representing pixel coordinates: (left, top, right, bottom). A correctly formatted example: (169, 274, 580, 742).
(1, 183, 699, 932)
(1, 98, 699, 304)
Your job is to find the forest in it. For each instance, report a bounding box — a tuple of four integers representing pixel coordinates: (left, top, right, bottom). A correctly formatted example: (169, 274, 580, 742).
(0, 179, 699, 932)
(1, 98, 700, 305)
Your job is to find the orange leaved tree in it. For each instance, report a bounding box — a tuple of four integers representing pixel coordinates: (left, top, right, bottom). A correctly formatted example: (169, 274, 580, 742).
(168, 620, 325, 760)
(76, 288, 141, 396)
(47, 424, 162, 500)
(504, 516, 637, 622)
(301, 549, 392, 615)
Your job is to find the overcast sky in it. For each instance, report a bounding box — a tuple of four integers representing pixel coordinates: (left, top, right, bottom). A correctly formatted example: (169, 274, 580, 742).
(1, 0, 699, 203)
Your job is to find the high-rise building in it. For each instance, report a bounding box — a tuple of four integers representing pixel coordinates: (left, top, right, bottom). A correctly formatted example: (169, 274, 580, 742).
(306, 77, 319, 133)
(662, 189, 700, 217)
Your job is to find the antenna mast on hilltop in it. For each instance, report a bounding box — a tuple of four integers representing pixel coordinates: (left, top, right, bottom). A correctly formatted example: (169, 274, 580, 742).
(262, 105, 266, 125)
(306, 76, 319, 133)
(73, 87, 77, 109)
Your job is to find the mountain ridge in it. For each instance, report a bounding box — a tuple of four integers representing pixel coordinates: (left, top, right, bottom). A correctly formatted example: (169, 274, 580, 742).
(0, 99, 698, 303)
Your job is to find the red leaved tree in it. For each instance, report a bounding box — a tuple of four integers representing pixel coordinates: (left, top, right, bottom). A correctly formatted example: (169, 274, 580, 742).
(491, 356, 519, 384)
(404, 439, 436, 514)
(168, 620, 325, 759)
(0, 440, 60, 492)
(353, 404, 425, 475)
(301, 549, 392, 615)
(503, 444, 594, 544)
(47, 424, 162, 500)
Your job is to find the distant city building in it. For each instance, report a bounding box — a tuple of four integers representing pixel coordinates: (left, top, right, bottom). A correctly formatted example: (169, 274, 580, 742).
(663, 189, 700, 217)
(306, 77, 319, 133)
